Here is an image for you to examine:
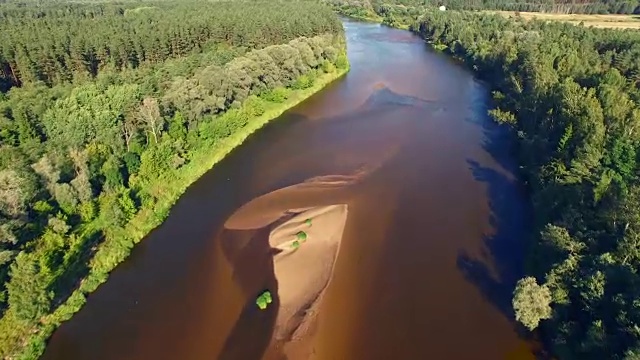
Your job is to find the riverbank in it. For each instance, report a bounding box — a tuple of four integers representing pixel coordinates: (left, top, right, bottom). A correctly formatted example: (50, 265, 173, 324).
(409, 9, 640, 359)
(2, 59, 349, 360)
(336, 9, 407, 29)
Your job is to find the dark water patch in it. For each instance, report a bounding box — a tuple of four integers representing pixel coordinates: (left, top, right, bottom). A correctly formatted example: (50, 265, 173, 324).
(217, 228, 281, 360)
(458, 159, 525, 318)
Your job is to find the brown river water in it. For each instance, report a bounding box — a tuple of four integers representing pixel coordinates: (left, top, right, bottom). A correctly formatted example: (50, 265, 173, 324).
(42, 20, 537, 360)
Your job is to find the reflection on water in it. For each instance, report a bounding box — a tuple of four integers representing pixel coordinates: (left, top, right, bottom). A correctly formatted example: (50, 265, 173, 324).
(42, 20, 534, 360)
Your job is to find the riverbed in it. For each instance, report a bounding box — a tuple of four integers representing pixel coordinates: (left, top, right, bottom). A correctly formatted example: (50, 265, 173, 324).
(42, 19, 534, 360)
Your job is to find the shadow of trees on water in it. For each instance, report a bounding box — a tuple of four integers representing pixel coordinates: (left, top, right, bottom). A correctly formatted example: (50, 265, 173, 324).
(457, 113, 553, 358)
(457, 158, 526, 318)
(457, 109, 536, 325)
(456, 88, 531, 310)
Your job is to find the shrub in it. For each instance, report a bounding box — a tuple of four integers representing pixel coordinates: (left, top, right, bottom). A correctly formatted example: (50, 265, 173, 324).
(259, 87, 289, 103)
(292, 74, 314, 90)
(335, 54, 348, 70)
(321, 60, 336, 73)
(256, 290, 272, 310)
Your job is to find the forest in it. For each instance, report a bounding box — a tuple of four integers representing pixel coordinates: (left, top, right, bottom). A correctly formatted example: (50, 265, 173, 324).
(0, 1, 348, 358)
(325, 0, 640, 15)
(412, 12, 640, 360)
(332, 1, 640, 358)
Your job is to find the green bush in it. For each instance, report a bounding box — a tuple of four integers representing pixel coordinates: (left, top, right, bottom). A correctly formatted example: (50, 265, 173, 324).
(242, 96, 267, 117)
(256, 290, 272, 310)
(6, 253, 53, 322)
(292, 74, 314, 90)
(321, 60, 336, 73)
(259, 87, 290, 103)
(335, 54, 348, 70)
(78, 201, 97, 222)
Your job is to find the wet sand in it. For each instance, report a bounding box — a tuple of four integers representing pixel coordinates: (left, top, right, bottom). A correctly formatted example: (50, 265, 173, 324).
(42, 21, 535, 360)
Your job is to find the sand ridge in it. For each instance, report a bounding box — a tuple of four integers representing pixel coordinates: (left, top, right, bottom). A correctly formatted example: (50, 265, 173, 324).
(219, 177, 353, 359)
(268, 205, 348, 344)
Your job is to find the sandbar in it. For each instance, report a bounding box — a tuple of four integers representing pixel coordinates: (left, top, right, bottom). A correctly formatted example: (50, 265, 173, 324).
(220, 179, 350, 359)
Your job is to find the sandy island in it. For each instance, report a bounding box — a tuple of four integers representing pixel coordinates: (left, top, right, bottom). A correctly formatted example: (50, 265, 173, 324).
(220, 177, 352, 359)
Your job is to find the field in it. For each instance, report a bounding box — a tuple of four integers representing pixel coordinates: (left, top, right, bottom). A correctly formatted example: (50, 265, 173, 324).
(491, 11, 640, 29)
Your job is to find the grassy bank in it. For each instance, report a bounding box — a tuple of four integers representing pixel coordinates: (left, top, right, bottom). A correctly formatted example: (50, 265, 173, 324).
(1, 63, 349, 360)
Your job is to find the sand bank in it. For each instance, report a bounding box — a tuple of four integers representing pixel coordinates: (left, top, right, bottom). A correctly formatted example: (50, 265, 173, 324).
(269, 205, 348, 343)
(219, 177, 350, 359)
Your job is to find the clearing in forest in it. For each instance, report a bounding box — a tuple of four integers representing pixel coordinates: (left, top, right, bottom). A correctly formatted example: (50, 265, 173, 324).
(490, 11, 640, 29)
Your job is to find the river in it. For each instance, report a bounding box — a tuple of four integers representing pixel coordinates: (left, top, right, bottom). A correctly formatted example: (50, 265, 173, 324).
(42, 19, 535, 360)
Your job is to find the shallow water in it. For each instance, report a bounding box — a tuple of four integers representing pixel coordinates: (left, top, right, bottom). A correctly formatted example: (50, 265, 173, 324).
(42, 20, 534, 360)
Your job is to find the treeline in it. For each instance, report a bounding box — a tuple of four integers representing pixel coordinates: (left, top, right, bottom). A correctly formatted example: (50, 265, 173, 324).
(324, 0, 640, 15)
(0, 1, 347, 358)
(406, 9, 640, 360)
(0, 1, 131, 20)
(0, 0, 342, 90)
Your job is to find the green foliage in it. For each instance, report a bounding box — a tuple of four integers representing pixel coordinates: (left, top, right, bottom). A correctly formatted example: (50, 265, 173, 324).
(6, 253, 52, 321)
(305, 218, 312, 226)
(0, 169, 38, 218)
(0, 1, 348, 357)
(291, 240, 301, 249)
(321, 60, 336, 73)
(164, 35, 340, 119)
(42, 84, 139, 150)
(242, 96, 267, 118)
(137, 143, 176, 185)
(260, 88, 290, 103)
(489, 108, 517, 126)
(513, 276, 553, 330)
(52, 184, 79, 215)
(0, 1, 343, 90)
(101, 156, 125, 191)
(296, 231, 308, 241)
(167, 112, 187, 141)
(48, 215, 70, 235)
(122, 152, 141, 177)
(256, 290, 273, 310)
(292, 74, 315, 90)
(335, 54, 349, 70)
(77, 201, 97, 222)
(32, 201, 53, 215)
(326, 0, 640, 14)
(397, 8, 640, 359)
(99, 188, 137, 228)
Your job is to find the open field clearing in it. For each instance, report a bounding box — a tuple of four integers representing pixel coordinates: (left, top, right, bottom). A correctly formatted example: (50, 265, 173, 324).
(491, 11, 640, 29)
